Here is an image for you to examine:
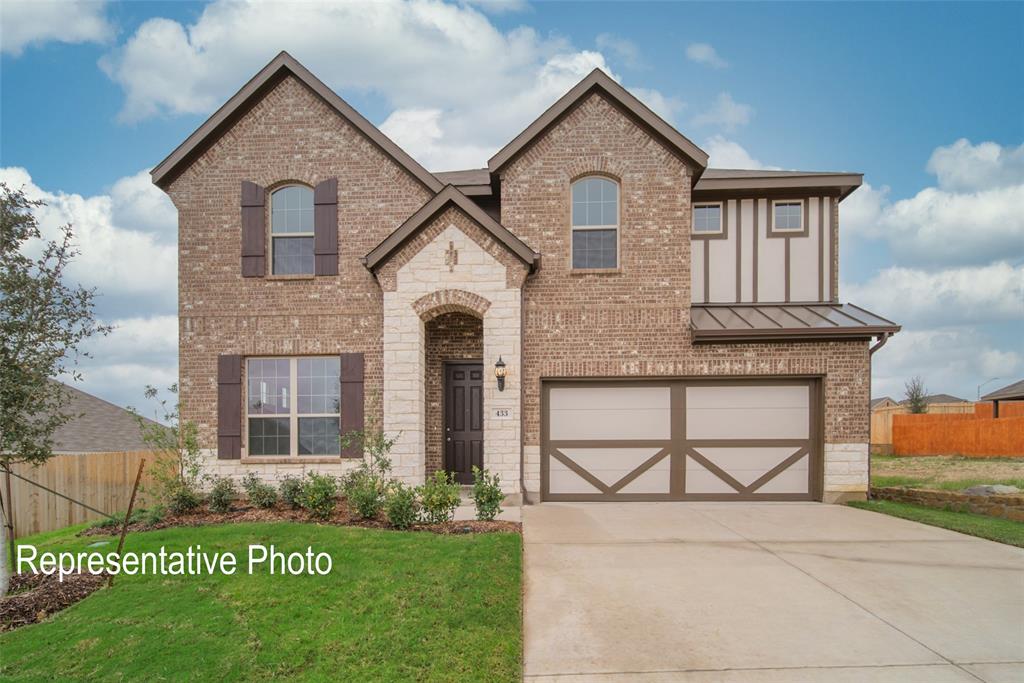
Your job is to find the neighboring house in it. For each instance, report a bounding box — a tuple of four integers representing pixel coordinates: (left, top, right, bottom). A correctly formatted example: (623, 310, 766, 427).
(900, 393, 969, 407)
(152, 52, 900, 504)
(981, 379, 1024, 418)
(870, 397, 897, 410)
(51, 383, 163, 453)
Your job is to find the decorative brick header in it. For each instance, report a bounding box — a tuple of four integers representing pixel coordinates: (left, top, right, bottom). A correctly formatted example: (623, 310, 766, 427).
(413, 289, 492, 321)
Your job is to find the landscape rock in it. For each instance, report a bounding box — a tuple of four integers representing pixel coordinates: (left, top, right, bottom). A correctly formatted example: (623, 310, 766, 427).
(962, 485, 1021, 496)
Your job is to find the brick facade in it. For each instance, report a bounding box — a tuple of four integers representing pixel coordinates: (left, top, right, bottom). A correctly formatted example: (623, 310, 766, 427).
(424, 312, 484, 477)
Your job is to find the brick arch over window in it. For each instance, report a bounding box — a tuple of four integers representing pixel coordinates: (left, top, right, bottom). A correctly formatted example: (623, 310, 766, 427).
(413, 289, 491, 322)
(566, 156, 628, 184)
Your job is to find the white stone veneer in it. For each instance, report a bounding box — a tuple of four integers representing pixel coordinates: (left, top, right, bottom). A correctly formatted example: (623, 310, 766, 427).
(824, 442, 869, 496)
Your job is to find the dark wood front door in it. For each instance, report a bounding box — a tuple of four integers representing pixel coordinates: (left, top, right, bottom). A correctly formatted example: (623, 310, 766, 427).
(445, 362, 484, 484)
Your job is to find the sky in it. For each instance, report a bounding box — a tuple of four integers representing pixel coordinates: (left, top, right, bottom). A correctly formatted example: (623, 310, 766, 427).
(1, 0, 1022, 411)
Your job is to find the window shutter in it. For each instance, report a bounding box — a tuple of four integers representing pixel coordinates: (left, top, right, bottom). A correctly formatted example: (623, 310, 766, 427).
(217, 354, 242, 459)
(314, 178, 339, 276)
(241, 181, 266, 277)
(340, 352, 364, 458)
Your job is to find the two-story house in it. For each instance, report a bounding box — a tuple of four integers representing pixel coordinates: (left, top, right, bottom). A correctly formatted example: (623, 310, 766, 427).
(153, 52, 898, 505)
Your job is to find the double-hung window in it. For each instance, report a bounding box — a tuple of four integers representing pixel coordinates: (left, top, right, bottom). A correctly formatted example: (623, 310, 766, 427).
(246, 357, 341, 456)
(571, 176, 619, 269)
(270, 185, 315, 275)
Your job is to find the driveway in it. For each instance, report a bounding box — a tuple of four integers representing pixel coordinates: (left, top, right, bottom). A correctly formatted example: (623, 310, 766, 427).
(522, 502, 1024, 682)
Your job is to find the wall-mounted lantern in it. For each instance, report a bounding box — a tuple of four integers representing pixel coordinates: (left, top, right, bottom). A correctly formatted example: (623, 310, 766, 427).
(494, 356, 507, 392)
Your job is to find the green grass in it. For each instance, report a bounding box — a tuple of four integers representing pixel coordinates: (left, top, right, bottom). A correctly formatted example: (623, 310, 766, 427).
(1, 522, 522, 682)
(871, 474, 1024, 491)
(849, 500, 1024, 548)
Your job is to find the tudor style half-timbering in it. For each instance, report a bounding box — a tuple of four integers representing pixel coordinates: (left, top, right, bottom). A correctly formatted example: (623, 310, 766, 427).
(154, 52, 898, 505)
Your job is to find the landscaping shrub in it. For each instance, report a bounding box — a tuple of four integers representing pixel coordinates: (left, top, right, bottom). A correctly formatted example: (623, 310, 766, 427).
(418, 471, 461, 524)
(140, 505, 166, 526)
(241, 472, 278, 509)
(89, 505, 166, 530)
(471, 466, 504, 521)
(384, 482, 419, 530)
(207, 476, 237, 513)
(279, 475, 304, 510)
(167, 483, 201, 515)
(300, 472, 339, 520)
(345, 471, 386, 520)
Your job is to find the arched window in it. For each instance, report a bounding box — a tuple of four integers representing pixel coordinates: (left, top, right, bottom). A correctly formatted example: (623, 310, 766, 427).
(270, 185, 314, 275)
(571, 176, 619, 269)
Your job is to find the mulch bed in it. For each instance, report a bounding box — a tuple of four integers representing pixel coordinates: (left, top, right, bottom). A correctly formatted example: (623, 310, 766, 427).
(78, 501, 520, 537)
(1, 572, 107, 632)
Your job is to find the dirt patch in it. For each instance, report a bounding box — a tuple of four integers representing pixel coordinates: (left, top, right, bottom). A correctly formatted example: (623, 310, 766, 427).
(872, 455, 1024, 483)
(79, 501, 520, 537)
(1, 572, 107, 632)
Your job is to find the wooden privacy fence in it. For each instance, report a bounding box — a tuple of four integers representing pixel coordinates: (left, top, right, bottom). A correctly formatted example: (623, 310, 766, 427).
(871, 402, 975, 451)
(7, 451, 157, 537)
(892, 413, 1024, 457)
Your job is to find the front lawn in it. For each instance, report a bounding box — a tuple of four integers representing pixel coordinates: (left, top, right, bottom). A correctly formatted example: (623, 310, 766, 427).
(1, 522, 522, 682)
(871, 454, 1024, 491)
(849, 500, 1024, 548)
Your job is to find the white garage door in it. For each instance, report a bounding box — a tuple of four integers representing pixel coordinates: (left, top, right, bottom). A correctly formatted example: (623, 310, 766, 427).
(541, 379, 821, 501)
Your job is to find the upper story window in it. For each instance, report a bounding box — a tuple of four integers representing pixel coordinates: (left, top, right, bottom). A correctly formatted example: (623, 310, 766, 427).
(772, 200, 804, 232)
(271, 185, 315, 275)
(693, 203, 723, 235)
(246, 356, 341, 457)
(571, 176, 619, 269)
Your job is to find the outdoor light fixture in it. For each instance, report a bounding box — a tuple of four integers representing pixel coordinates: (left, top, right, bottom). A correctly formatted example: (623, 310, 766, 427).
(494, 356, 507, 392)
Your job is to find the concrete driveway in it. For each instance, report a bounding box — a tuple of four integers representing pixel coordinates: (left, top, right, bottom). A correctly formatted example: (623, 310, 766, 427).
(523, 502, 1024, 682)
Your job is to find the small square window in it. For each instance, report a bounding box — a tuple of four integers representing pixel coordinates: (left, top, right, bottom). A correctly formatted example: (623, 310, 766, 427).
(693, 204, 722, 234)
(773, 201, 803, 232)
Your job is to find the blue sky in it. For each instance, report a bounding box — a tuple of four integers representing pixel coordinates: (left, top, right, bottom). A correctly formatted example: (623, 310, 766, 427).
(1, 0, 1022, 409)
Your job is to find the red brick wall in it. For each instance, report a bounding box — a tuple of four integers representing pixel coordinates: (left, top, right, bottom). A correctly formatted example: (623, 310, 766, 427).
(424, 312, 484, 476)
(167, 75, 432, 449)
(499, 92, 870, 447)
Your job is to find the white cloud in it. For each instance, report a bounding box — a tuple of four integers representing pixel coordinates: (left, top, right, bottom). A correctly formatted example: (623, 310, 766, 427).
(692, 92, 753, 131)
(596, 33, 644, 69)
(685, 42, 728, 69)
(0, 166, 177, 315)
(0, 0, 113, 56)
(704, 135, 779, 170)
(99, 0, 676, 170)
(926, 138, 1024, 192)
(870, 328, 1021, 402)
(844, 262, 1024, 329)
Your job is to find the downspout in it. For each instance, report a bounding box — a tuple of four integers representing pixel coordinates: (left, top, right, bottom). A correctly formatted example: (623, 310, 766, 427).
(866, 332, 891, 500)
(519, 279, 526, 504)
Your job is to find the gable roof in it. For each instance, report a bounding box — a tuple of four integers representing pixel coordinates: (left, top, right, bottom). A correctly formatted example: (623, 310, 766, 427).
(363, 185, 539, 272)
(981, 379, 1024, 402)
(899, 393, 970, 406)
(51, 383, 166, 453)
(151, 52, 443, 193)
(488, 68, 709, 175)
(870, 396, 896, 409)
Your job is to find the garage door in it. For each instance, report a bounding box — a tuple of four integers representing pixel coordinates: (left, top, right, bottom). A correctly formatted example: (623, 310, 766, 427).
(541, 379, 821, 501)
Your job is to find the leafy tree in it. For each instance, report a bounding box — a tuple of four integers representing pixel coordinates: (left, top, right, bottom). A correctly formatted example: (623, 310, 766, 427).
(0, 183, 110, 595)
(904, 376, 928, 414)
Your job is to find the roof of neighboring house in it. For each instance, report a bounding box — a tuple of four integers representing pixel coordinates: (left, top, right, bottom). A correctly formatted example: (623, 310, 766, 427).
(50, 384, 165, 453)
(487, 68, 710, 175)
(150, 51, 443, 193)
(899, 393, 971, 406)
(870, 397, 896, 409)
(363, 185, 540, 272)
(689, 303, 900, 343)
(981, 379, 1024, 402)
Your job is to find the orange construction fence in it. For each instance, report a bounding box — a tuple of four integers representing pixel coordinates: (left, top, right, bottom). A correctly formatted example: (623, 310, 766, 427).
(892, 402, 1024, 457)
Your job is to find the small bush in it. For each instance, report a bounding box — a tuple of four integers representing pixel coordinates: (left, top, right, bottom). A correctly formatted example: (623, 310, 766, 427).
(345, 471, 386, 520)
(208, 476, 237, 513)
(89, 505, 165, 530)
(241, 472, 279, 509)
(384, 482, 419, 530)
(471, 466, 504, 521)
(300, 472, 339, 520)
(279, 475, 304, 510)
(140, 505, 166, 526)
(418, 471, 461, 525)
(168, 484, 201, 515)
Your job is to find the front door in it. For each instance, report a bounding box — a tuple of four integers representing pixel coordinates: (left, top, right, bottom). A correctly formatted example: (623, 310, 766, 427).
(445, 362, 484, 484)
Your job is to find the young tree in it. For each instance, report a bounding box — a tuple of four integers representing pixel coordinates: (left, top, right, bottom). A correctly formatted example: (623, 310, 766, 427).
(0, 183, 111, 595)
(904, 375, 928, 414)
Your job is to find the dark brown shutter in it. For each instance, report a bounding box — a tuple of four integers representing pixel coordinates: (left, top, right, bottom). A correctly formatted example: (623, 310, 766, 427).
(314, 178, 338, 276)
(241, 181, 266, 277)
(217, 354, 242, 459)
(340, 352, 364, 458)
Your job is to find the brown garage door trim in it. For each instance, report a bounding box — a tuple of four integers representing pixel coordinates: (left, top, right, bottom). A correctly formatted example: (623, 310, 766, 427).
(540, 376, 824, 502)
